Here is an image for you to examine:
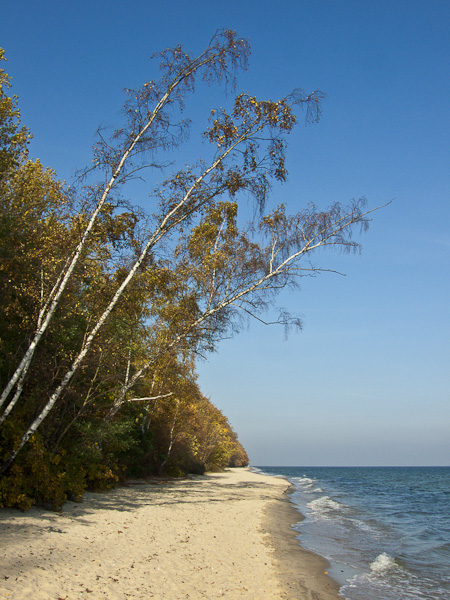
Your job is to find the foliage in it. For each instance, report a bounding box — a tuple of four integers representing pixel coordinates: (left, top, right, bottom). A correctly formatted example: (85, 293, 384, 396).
(0, 32, 371, 509)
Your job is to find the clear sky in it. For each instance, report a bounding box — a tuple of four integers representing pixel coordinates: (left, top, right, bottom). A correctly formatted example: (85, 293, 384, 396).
(2, 0, 449, 466)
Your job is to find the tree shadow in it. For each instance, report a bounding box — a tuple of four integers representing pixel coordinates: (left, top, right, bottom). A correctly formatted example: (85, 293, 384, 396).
(0, 471, 288, 580)
(0, 472, 283, 534)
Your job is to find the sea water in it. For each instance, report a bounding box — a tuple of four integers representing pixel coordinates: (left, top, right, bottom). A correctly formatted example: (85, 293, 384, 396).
(256, 466, 450, 600)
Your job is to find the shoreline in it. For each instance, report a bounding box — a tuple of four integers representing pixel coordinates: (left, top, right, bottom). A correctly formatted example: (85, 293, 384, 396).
(0, 468, 339, 599)
(263, 483, 340, 598)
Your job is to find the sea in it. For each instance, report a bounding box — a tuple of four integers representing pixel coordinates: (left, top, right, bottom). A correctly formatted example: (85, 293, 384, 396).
(255, 466, 450, 600)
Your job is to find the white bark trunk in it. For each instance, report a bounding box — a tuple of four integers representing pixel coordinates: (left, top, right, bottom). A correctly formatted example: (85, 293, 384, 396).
(159, 398, 180, 472)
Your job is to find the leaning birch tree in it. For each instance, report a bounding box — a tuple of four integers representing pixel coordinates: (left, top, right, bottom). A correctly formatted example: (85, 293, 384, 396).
(0, 30, 249, 417)
(104, 197, 380, 421)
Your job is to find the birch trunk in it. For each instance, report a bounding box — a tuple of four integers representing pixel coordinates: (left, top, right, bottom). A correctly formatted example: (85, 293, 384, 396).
(159, 398, 180, 473)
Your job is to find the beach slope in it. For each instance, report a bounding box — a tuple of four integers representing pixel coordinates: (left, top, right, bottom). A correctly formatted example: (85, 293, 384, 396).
(0, 468, 338, 599)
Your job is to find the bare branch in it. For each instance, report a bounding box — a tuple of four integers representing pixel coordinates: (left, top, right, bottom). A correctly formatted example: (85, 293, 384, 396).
(129, 392, 174, 402)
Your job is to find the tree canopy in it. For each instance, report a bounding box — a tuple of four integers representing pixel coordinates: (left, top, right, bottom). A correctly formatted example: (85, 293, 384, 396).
(0, 32, 373, 509)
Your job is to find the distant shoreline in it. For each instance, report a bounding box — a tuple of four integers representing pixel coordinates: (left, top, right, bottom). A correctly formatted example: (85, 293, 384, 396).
(0, 468, 339, 599)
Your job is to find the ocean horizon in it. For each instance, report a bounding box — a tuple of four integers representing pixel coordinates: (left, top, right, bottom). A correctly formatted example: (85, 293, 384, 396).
(255, 466, 450, 600)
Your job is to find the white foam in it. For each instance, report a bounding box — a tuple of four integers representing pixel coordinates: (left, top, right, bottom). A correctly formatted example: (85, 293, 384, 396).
(369, 552, 399, 573)
(307, 495, 342, 514)
(295, 476, 316, 486)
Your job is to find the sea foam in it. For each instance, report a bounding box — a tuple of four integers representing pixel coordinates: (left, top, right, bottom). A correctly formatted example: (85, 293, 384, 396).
(369, 552, 399, 573)
(294, 476, 316, 486)
(307, 495, 342, 514)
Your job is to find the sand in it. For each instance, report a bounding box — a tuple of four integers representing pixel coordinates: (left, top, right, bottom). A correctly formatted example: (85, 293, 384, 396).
(0, 468, 339, 599)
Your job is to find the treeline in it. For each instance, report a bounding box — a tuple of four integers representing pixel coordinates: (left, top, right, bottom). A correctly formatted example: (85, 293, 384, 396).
(0, 32, 371, 510)
(0, 127, 249, 506)
(0, 44, 248, 510)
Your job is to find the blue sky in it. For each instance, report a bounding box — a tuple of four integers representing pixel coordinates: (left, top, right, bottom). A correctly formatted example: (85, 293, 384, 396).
(2, 0, 449, 465)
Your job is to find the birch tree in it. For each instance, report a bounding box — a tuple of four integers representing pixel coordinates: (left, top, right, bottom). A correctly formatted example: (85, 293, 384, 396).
(0, 30, 249, 418)
(104, 196, 379, 423)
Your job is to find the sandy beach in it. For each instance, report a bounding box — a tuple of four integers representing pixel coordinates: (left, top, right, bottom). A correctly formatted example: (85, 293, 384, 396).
(0, 468, 339, 599)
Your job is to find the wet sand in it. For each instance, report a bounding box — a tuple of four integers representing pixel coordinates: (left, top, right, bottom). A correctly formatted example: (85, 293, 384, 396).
(0, 468, 339, 599)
